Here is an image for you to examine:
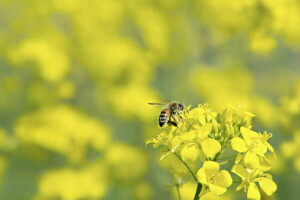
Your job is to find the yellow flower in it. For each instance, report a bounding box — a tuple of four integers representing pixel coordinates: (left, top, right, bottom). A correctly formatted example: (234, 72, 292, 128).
(231, 127, 273, 169)
(197, 161, 232, 196)
(232, 164, 277, 200)
(281, 133, 300, 171)
(180, 124, 221, 162)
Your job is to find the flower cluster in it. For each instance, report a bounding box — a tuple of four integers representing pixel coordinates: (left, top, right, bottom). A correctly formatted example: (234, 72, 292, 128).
(147, 104, 277, 200)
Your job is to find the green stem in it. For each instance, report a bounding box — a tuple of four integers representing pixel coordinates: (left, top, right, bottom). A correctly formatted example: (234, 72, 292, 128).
(217, 154, 237, 161)
(219, 158, 236, 166)
(172, 152, 202, 200)
(173, 152, 199, 183)
(176, 184, 181, 200)
(193, 183, 202, 200)
(221, 146, 231, 154)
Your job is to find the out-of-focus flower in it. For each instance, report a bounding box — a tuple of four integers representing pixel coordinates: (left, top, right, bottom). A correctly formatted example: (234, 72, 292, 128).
(192, 67, 280, 126)
(105, 143, 148, 183)
(35, 163, 107, 200)
(132, 182, 153, 200)
(9, 38, 70, 83)
(15, 105, 111, 163)
(281, 132, 300, 171)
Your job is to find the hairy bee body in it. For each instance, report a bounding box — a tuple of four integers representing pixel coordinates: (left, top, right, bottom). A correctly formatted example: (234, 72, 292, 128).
(159, 108, 171, 127)
(148, 101, 185, 127)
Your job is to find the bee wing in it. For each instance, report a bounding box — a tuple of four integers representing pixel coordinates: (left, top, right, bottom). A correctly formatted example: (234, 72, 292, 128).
(148, 103, 168, 106)
(161, 100, 172, 104)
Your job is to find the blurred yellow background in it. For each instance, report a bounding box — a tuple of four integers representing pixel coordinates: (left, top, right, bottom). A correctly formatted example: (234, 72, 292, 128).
(0, 0, 300, 199)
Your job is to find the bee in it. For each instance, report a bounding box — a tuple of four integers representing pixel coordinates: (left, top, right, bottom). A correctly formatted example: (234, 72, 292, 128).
(148, 101, 186, 127)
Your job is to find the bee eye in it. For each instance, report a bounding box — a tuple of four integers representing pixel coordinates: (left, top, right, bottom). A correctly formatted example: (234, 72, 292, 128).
(179, 104, 184, 110)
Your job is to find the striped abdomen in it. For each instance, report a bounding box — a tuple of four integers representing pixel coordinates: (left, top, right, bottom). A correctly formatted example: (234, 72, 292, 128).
(159, 109, 170, 127)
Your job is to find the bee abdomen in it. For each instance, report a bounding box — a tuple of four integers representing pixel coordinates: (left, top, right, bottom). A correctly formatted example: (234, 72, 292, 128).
(159, 109, 170, 127)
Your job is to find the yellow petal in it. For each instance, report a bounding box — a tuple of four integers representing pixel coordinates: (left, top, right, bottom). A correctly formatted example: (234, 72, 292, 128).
(215, 170, 232, 188)
(258, 156, 272, 172)
(171, 136, 182, 149)
(253, 140, 267, 156)
(200, 192, 222, 200)
(201, 138, 221, 159)
(197, 168, 208, 184)
(180, 131, 196, 141)
(231, 137, 247, 152)
(208, 183, 227, 195)
(189, 107, 205, 118)
(181, 144, 199, 162)
(198, 124, 212, 139)
(244, 151, 259, 169)
(236, 182, 245, 191)
(235, 153, 243, 164)
(258, 178, 277, 196)
(241, 127, 259, 145)
(231, 164, 248, 179)
(202, 161, 220, 178)
(266, 142, 274, 153)
(247, 182, 261, 200)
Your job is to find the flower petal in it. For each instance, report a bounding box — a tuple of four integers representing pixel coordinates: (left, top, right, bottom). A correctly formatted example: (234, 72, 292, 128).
(231, 137, 247, 152)
(247, 182, 261, 200)
(197, 168, 208, 184)
(241, 127, 259, 145)
(180, 131, 196, 141)
(258, 178, 277, 196)
(198, 124, 212, 139)
(215, 170, 232, 188)
(181, 144, 199, 162)
(235, 153, 243, 164)
(200, 192, 222, 200)
(236, 182, 245, 191)
(208, 183, 227, 195)
(203, 161, 220, 178)
(231, 164, 248, 179)
(244, 151, 259, 169)
(258, 156, 272, 172)
(189, 107, 205, 118)
(253, 140, 267, 156)
(201, 138, 221, 159)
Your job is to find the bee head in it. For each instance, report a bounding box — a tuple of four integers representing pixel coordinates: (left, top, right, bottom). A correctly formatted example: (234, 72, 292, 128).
(178, 103, 185, 110)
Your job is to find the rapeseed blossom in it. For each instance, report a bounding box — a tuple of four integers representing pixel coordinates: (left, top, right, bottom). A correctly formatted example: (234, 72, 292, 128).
(147, 104, 277, 200)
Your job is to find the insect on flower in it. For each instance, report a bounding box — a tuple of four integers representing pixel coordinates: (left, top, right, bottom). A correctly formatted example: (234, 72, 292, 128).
(148, 101, 186, 127)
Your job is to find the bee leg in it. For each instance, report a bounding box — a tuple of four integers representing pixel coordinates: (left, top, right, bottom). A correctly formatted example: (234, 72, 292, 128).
(167, 120, 178, 127)
(174, 111, 184, 122)
(183, 108, 189, 116)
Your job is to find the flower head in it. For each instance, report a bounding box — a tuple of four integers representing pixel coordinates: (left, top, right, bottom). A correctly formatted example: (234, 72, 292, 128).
(232, 164, 277, 200)
(231, 127, 274, 169)
(197, 161, 232, 196)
